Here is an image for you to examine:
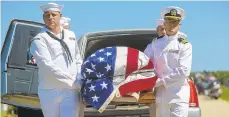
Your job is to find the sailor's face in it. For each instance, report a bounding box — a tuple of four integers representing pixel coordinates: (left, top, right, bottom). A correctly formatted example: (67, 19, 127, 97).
(164, 18, 181, 36)
(156, 25, 166, 37)
(43, 11, 62, 29)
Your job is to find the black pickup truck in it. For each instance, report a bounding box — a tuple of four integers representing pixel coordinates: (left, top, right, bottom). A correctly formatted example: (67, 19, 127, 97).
(1, 19, 201, 117)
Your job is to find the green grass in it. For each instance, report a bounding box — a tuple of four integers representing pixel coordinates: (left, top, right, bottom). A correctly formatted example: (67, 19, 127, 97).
(220, 85, 229, 102)
(1, 104, 17, 117)
(1, 111, 7, 117)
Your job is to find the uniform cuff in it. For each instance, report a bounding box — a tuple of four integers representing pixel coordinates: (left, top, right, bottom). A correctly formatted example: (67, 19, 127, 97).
(155, 78, 164, 87)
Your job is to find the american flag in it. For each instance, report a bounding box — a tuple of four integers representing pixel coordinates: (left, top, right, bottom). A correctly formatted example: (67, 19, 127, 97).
(81, 46, 158, 113)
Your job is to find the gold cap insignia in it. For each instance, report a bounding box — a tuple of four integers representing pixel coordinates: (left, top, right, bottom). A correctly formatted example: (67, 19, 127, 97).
(170, 9, 177, 16)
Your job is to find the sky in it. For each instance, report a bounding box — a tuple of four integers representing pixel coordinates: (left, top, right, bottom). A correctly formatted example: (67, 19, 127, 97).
(1, 1, 229, 72)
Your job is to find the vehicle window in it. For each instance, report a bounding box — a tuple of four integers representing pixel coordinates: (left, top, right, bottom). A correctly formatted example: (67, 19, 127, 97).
(27, 30, 39, 66)
(8, 23, 41, 67)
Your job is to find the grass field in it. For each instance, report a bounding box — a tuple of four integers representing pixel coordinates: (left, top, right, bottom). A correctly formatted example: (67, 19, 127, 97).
(1, 111, 17, 117)
(220, 85, 229, 102)
(1, 105, 17, 117)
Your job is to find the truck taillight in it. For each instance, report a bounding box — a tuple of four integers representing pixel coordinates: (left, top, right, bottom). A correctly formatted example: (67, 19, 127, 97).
(188, 79, 199, 107)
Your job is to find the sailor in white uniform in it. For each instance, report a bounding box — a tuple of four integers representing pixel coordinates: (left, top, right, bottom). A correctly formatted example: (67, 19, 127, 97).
(60, 16, 71, 30)
(156, 19, 166, 38)
(60, 17, 76, 41)
(60, 16, 86, 117)
(145, 6, 192, 117)
(30, 3, 83, 117)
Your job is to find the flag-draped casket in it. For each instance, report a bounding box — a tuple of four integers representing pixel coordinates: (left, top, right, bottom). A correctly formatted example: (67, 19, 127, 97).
(80, 46, 158, 113)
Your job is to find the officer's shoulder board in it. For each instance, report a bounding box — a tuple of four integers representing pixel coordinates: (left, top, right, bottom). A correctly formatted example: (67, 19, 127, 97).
(152, 36, 164, 42)
(178, 38, 188, 44)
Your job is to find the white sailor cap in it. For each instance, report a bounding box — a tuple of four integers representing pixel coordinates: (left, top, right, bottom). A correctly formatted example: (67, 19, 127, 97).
(40, 3, 64, 12)
(60, 17, 71, 26)
(161, 6, 185, 20)
(156, 19, 164, 26)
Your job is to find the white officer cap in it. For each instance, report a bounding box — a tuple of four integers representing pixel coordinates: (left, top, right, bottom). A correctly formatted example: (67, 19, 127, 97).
(161, 6, 186, 20)
(40, 3, 64, 12)
(60, 17, 71, 26)
(156, 19, 164, 26)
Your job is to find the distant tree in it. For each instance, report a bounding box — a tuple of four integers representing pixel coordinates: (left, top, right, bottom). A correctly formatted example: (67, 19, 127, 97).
(190, 71, 229, 87)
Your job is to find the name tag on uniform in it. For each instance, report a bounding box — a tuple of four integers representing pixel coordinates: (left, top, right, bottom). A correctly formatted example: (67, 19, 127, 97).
(168, 49, 179, 53)
(69, 37, 75, 40)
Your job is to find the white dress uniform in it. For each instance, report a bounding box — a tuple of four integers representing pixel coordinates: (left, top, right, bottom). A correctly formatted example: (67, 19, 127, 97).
(30, 3, 83, 117)
(145, 6, 192, 117)
(60, 16, 85, 117)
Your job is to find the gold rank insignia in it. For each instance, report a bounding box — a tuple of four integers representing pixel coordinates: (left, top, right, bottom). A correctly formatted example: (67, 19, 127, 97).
(153, 36, 164, 41)
(152, 37, 157, 41)
(178, 38, 188, 44)
(170, 9, 177, 16)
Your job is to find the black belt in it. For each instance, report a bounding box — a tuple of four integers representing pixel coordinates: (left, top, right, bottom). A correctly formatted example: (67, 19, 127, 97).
(46, 31, 73, 64)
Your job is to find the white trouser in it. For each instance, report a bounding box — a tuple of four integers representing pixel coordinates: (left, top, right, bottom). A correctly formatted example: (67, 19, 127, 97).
(149, 103, 189, 117)
(38, 89, 83, 117)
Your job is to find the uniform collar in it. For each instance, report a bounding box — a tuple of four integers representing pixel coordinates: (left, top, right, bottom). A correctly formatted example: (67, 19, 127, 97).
(42, 26, 63, 36)
(164, 32, 179, 41)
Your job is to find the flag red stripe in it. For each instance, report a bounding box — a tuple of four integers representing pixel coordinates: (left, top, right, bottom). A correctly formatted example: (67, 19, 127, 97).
(118, 76, 158, 96)
(125, 47, 139, 79)
(140, 59, 154, 70)
(119, 48, 157, 96)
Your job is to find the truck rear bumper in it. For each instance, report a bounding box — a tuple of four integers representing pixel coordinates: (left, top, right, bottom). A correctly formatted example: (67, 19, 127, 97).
(2, 94, 201, 117)
(188, 107, 201, 117)
(84, 105, 150, 117)
(1, 94, 41, 109)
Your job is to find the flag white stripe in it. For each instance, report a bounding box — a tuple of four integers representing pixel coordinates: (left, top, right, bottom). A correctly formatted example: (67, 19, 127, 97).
(112, 47, 128, 89)
(137, 51, 150, 70)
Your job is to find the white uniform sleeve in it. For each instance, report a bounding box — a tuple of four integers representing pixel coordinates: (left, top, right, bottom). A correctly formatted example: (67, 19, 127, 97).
(144, 43, 164, 87)
(69, 31, 82, 76)
(75, 39, 83, 80)
(30, 38, 75, 87)
(69, 31, 83, 90)
(75, 40, 83, 71)
(144, 43, 153, 59)
(162, 43, 192, 88)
